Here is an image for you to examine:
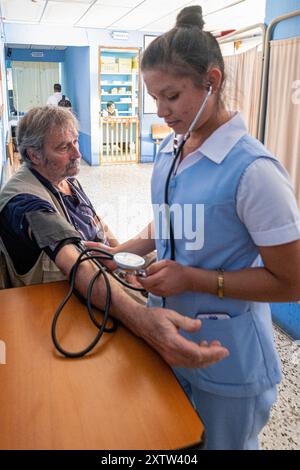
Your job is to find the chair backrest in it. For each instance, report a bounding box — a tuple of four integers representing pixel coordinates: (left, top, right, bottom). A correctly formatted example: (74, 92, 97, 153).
(151, 123, 172, 140)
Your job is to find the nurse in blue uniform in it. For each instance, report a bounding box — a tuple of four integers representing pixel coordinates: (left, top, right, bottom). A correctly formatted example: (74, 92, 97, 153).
(88, 5, 300, 449)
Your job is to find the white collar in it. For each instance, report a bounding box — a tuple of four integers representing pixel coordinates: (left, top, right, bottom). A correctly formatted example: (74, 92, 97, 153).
(159, 112, 248, 164)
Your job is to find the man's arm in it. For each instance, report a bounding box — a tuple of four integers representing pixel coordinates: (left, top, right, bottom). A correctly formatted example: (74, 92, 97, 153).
(0, 195, 56, 275)
(21, 207, 229, 367)
(54, 243, 229, 368)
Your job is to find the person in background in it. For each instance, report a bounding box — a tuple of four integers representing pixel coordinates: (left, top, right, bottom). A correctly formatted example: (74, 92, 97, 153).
(58, 95, 72, 110)
(0, 105, 229, 374)
(86, 5, 300, 450)
(102, 101, 118, 118)
(47, 83, 69, 106)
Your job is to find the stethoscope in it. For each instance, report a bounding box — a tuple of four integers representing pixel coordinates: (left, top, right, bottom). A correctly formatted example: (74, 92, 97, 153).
(162, 84, 212, 306)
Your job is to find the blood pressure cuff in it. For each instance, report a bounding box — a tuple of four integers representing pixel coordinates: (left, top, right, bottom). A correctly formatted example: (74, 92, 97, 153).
(25, 210, 82, 260)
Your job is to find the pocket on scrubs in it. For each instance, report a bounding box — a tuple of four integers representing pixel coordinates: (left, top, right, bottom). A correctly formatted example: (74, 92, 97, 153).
(181, 311, 266, 386)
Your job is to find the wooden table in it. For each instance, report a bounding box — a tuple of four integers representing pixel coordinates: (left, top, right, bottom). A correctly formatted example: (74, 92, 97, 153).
(0, 282, 204, 450)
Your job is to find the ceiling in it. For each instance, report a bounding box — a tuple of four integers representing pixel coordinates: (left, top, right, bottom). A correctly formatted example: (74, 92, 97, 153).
(0, 0, 266, 34)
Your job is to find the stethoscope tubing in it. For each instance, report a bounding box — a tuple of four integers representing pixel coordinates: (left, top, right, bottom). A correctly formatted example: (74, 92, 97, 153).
(162, 86, 212, 308)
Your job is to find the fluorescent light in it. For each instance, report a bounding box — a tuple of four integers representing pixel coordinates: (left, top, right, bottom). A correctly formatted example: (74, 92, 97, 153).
(111, 31, 129, 40)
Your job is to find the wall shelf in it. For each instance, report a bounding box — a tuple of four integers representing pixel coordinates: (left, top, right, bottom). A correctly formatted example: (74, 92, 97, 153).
(101, 93, 133, 96)
(101, 72, 137, 75)
(99, 50, 139, 117)
(99, 47, 140, 164)
(101, 101, 132, 104)
(102, 83, 132, 86)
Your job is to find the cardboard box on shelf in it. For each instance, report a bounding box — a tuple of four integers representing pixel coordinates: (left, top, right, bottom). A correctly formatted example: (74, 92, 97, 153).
(118, 57, 132, 65)
(117, 57, 132, 73)
(101, 56, 116, 64)
(101, 63, 119, 73)
(118, 64, 132, 73)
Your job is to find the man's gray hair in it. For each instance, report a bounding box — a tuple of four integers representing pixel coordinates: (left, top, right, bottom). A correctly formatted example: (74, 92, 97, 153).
(17, 106, 79, 167)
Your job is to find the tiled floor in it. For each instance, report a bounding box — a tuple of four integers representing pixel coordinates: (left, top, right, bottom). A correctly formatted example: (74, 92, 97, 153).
(78, 161, 300, 450)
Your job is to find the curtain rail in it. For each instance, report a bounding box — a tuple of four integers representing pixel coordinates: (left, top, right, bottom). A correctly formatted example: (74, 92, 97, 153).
(218, 23, 265, 44)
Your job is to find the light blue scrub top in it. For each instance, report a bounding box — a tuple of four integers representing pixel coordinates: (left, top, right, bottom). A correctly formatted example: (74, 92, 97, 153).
(148, 113, 300, 398)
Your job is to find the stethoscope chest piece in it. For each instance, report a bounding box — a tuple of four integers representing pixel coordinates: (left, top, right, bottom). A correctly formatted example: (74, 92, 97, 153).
(113, 252, 145, 271)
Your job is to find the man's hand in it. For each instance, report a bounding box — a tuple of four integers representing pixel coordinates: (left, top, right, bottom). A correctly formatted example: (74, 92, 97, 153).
(139, 260, 190, 296)
(137, 307, 229, 368)
(84, 241, 118, 271)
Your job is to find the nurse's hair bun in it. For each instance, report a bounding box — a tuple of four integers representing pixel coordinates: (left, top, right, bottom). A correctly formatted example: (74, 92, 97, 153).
(176, 6, 205, 30)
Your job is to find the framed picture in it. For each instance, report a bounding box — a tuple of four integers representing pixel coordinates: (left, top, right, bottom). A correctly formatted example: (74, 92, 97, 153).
(143, 35, 158, 114)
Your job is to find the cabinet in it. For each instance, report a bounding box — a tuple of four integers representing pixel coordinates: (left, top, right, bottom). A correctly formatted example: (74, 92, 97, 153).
(99, 47, 140, 164)
(99, 48, 140, 117)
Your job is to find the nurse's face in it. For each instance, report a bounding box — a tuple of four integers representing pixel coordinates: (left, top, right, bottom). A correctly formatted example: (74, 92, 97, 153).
(143, 69, 213, 135)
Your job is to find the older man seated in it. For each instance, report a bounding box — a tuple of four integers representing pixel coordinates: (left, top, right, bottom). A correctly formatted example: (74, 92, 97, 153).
(0, 106, 228, 368)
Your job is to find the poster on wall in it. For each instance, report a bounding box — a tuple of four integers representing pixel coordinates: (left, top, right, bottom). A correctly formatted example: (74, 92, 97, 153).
(143, 35, 158, 114)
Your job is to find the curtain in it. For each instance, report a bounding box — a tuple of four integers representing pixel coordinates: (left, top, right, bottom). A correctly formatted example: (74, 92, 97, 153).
(264, 37, 300, 206)
(223, 46, 262, 137)
(11, 61, 59, 113)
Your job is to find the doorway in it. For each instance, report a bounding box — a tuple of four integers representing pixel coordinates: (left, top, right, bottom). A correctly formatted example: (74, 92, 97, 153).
(8, 61, 59, 115)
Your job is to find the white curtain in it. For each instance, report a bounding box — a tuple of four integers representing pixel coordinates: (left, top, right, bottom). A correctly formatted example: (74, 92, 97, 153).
(264, 37, 300, 206)
(223, 46, 262, 137)
(11, 61, 59, 113)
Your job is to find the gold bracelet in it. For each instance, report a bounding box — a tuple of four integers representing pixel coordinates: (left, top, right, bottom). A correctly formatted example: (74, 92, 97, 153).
(217, 268, 224, 299)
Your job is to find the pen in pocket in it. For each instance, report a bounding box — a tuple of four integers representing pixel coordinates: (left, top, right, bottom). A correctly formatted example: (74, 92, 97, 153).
(196, 312, 231, 320)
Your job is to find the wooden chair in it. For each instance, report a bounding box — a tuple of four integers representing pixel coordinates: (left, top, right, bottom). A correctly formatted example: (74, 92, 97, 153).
(151, 123, 172, 157)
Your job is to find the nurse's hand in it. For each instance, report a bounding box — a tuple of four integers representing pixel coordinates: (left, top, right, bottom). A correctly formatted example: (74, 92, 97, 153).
(83, 241, 118, 271)
(138, 259, 189, 296)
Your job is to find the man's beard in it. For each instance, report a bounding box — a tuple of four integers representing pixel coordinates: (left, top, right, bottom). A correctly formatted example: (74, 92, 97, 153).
(43, 157, 80, 178)
(65, 159, 80, 174)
